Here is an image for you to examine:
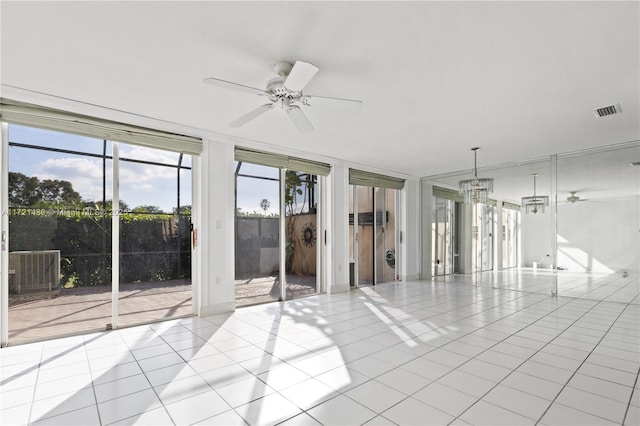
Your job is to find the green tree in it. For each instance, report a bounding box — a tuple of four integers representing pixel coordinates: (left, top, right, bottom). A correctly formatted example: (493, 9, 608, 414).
(8, 172, 82, 207)
(91, 200, 130, 212)
(9, 172, 40, 206)
(37, 179, 82, 206)
(132, 205, 164, 214)
(174, 205, 191, 215)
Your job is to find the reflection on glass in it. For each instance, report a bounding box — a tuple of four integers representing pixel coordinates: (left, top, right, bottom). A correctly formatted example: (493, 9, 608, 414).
(432, 197, 456, 276)
(556, 144, 639, 274)
(474, 204, 495, 272)
(234, 162, 281, 306)
(502, 207, 519, 269)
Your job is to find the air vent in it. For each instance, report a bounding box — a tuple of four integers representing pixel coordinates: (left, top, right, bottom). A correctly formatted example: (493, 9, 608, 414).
(593, 103, 621, 117)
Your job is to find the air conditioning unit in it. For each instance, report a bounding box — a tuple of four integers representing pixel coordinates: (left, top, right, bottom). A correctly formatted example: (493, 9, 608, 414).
(9, 250, 60, 295)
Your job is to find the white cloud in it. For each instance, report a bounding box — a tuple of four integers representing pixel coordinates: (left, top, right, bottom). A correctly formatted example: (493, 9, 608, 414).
(35, 157, 107, 202)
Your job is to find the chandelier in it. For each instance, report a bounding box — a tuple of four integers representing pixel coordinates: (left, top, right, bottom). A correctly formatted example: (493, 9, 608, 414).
(458, 147, 494, 204)
(521, 173, 549, 214)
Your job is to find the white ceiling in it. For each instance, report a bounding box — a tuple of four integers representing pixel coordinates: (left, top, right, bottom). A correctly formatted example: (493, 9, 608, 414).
(1, 1, 639, 179)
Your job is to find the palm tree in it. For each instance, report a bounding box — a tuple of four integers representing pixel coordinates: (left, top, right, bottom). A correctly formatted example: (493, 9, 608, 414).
(260, 198, 270, 215)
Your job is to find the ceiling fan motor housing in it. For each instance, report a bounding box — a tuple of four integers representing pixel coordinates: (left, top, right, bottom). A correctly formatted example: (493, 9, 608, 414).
(272, 61, 293, 77)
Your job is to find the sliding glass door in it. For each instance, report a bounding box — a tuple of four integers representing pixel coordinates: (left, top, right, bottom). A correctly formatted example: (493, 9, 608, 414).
(432, 196, 456, 276)
(3, 124, 193, 345)
(233, 158, 322, 307)
(284, 171, 318, 299)
(117, 145, 193, 327)
(502, 207, 519, 269)
(473, 203, 495, 272)
(7, 125, 113, 343)
(234, 162, 281, 307)
(350, 185, 399, 287)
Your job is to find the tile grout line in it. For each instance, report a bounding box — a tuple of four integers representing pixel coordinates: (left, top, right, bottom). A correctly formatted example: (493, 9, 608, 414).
(622, 365, 640, 426)
(532, 299, 633, 425)
(84, 336, 105, 426)
(25, 343, 45, 425)
(440, 294, 597, 424)
(287, 287, 564, 424)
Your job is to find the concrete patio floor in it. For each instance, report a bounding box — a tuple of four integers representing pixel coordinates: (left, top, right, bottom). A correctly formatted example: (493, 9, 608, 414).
(8, 280, 193, 345)
(7, 274, 317, 345)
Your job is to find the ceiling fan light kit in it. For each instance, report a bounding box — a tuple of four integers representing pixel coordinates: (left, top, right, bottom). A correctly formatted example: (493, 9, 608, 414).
(204, 60, 363, 133)
(459, 147, 494, 204)
(521, 173, 549, 214)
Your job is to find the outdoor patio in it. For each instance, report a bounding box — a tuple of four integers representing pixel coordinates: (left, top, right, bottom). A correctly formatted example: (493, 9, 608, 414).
(8, 280, 193, 345)
(7, 274, 317, 345)
(235, 273, 318, 307)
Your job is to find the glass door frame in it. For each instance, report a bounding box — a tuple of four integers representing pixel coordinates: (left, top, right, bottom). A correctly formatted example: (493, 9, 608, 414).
(1, 123, 9, 346)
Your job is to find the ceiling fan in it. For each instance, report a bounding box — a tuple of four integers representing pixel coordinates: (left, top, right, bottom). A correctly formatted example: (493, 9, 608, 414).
(204, 60, 362, 133)
(566, 191, 589, 203)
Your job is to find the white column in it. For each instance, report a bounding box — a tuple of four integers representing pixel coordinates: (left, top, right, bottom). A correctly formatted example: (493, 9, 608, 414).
(196, 140, 236, 316)
(420, 181, 433, 280)
(402, 179, 421, 281)
(328, 165, 349, 293)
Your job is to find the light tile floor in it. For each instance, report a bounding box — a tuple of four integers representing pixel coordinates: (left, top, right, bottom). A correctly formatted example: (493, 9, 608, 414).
(1, 271, 639, 425)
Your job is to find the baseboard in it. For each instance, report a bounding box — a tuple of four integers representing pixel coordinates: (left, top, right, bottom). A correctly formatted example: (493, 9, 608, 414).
(403, 274, 420, 281)
(198, 302, 235, 317)
(327, 283, 350, 294)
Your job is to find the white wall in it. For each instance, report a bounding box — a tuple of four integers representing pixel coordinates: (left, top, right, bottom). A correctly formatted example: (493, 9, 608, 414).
(328, 165, 350, 293)
(194, 139, 235, 316)
(401, 179, 421, 281)
(556, 197, 639, 273)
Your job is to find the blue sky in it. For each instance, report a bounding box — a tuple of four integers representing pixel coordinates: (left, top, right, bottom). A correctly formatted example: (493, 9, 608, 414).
(235, 162, 280, 215)
(8, 124, 286, 215)
(8, 125, 191, 213)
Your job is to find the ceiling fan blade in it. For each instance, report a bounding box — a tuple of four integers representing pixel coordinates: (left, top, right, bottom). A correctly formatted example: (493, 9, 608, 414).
(286, 105, 314, 133)
(304, 94, 363, 113)
(284, 61, 319, 92)
(203, 77, 266, 96)
(229, 103, 274, 127)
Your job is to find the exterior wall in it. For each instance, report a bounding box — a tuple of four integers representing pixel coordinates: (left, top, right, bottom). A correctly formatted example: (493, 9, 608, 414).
(289, 213, 318, 275)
